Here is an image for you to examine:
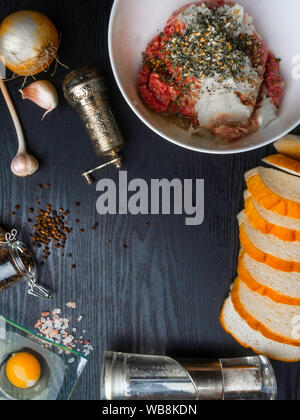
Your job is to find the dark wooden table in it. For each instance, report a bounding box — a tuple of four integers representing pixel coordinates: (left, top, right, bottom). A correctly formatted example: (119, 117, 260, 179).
(0, 0, 299, 401)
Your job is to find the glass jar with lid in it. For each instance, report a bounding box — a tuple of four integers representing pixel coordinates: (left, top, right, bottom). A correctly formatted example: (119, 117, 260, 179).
(0, 228, 51, 299)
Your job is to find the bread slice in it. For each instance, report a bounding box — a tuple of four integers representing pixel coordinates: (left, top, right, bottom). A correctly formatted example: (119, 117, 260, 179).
(274, 134, 300, 160)
(238, 252, 300, 305)
(240, 210, 300, 260)
(245, 167, 300, 219)
(245, 196, 300, 242)
(239, 211, 300, 272)
(240, 224, 300, 272)
(231, 278, 300, 347)
(220, 295, 300, 362)
(263, 154, 300, 177)
(244, 190, 300, 232)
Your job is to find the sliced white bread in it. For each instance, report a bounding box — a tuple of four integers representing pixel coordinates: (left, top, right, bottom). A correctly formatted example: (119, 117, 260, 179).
(220, 295, 300, 362)
(274, 134, 300, 160)
(245, 167, 300, 220)
(231, 278, 300, 347)
(244, 190, 300, 232)
(238, 211, 300, 272)
(244, 195, 300, 242)
(238, 252, 300, 305)
(263, 154, 300, 177)
(240, 211, 300, 260)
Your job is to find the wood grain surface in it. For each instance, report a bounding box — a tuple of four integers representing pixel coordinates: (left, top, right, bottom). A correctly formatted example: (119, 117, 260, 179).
(0, 0, 299, 401)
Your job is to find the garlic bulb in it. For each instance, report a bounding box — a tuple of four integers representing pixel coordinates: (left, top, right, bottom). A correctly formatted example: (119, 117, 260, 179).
(0, 11, 59, 76)
(20, 81, 59, 120)
(0, 76, 39, 177)
(11, 153, 39, 177)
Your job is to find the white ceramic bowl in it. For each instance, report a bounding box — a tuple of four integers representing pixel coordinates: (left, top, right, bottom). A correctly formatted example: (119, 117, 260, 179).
(109, 0, 300, 154)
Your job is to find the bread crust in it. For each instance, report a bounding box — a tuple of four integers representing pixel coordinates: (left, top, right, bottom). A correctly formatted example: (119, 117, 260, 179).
(231, 279, 300, 347)
(220, 298, 300, 362)
(274, 135, 300, 161)
(238, 252, 300, 305)
(240, 225, 300, 272)
(245, 197, 300, 242)
(263, 154, 300, 177)
(246, 170, 300, 219)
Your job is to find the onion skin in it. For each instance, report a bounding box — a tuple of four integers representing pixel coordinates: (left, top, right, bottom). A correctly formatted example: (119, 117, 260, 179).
(0, 10, 59, 76)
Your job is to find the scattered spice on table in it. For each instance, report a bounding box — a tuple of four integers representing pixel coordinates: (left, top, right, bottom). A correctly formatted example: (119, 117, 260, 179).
(30, 204, 73, 259)
(34, 307, 94, 357)
(12, 183, 101, 270)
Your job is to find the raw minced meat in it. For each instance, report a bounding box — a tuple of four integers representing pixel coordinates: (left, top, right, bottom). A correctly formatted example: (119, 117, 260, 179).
(138, 0, 284, 141)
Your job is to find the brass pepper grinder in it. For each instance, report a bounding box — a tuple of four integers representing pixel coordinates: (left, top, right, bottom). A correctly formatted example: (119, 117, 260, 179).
(63, 67, 125, 184)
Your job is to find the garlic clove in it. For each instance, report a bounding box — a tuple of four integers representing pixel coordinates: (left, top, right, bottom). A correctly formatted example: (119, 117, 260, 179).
(19, 80, 58, 120)
(11, 153, 39, 177)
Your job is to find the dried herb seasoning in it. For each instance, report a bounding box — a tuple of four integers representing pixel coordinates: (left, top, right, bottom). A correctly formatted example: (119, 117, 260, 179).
(144, 6, 260, 92)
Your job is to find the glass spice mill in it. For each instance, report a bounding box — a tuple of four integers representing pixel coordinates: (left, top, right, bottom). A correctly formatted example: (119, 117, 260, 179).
(0, 227, 51, 299)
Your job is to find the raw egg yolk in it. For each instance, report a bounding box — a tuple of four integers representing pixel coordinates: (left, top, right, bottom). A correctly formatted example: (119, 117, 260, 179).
(6, 352, 41, 389)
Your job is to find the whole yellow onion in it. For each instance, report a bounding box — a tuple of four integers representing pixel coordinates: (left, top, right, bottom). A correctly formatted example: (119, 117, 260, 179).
(0, 10, 59, 76)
